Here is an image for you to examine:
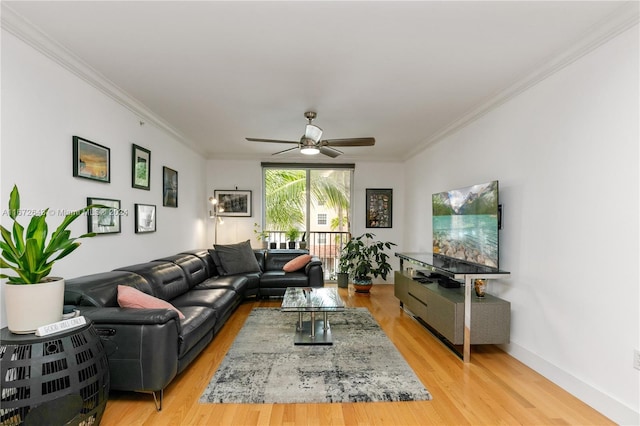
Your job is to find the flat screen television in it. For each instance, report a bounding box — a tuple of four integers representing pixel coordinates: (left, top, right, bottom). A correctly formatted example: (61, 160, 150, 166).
(432, 180, 499, 268)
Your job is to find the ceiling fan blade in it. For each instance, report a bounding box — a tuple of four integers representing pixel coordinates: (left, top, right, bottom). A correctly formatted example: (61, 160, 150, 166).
(272, 146, 299, 156)
(322, 137, 376, 147)
(320, 146, 342, 158)
(246, 138, 299, 144)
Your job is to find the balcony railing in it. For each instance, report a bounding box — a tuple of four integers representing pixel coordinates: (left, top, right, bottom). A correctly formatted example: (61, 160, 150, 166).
(265, 231, 350, 280)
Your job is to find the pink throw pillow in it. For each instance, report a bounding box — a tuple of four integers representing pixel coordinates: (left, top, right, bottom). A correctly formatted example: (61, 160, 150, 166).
(283, 254, 313, 272)
(117, 285, 185, 319)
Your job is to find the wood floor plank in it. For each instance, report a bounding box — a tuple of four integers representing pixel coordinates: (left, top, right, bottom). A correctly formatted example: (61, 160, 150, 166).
(99, 284, 613, 425)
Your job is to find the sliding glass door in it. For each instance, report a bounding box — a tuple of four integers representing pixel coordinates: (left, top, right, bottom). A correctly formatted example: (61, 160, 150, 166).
(262, 164, 353, 279)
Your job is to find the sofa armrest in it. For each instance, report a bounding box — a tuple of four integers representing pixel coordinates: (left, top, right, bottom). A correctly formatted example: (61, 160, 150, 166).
(78, 306, 180, 326)
(305, 259, 324, 287)
(77, 306, 180, 393)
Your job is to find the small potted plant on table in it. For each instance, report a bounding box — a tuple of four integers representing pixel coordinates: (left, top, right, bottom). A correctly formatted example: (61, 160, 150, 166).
(1, 185, 101, 333)
(339, 232, 396, 293)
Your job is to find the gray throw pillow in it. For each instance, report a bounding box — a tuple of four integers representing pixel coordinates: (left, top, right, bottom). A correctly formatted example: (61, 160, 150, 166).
(207, 249, 227, 276)
(213, 240, 261, 275)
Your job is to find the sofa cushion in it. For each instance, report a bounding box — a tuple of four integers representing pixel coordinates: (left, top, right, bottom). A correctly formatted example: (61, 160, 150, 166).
(115, 261, 189, 301)
(175, 305, 217, 358)
(117, 285, 185, 319)
(193, 275, 249, 294)
(207, 249, 227, 275)
(213, 240, 261, 275)
(282, 254, 312, 272)
(65, 271, 150, 307)
(259, 271, 311, 288)
(156, 254, 209, 288)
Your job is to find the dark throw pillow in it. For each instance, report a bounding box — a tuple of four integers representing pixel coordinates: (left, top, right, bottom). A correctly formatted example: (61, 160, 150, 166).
(213, 240, 261, 275)
(207, 249, 227, 275)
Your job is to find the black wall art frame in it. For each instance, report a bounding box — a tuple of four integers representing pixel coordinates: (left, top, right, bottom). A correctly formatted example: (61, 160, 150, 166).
(366, 188, 392, 228)
(135, 203, 156, 233)
(73, 136, 110, 183)
(214, 190, 252, 217)
(162, 166, 178, 207)
(132, 144, 151, 190)
(86, 197, 121, 234)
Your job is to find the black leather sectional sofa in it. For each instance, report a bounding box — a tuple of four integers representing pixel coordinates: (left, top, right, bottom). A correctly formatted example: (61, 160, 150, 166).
(63, 248, 323, 409)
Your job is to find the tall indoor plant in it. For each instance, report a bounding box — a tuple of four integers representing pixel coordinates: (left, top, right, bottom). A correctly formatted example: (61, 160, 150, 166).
(339, 232, 396, 293)
(1, 185, 100, 333)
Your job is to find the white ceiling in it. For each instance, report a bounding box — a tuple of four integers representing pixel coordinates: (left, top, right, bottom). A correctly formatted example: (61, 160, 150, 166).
(3, 1, 637, 162)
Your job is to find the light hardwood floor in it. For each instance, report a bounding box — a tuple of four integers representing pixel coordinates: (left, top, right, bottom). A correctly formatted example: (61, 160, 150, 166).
(100, 284, 613, 425)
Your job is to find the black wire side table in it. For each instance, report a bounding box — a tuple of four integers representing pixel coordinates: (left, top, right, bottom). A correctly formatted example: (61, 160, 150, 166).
(0, 320, 110, 425)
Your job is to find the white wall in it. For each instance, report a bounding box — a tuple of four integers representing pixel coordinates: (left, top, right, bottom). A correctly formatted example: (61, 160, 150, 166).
(205, 159, 264, 247)
(403, 25, 639, 424)
(206, 159, 405, 282)
(1, 31, 208, 327)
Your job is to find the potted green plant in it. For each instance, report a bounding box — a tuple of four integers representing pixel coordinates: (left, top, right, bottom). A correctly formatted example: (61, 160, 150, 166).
(285, 228, 300, 249)
(1, 185, 101, 333)
(253, 222, 269, 249)
(339, 232, 396, 293)
(299, 232, 307, 250)
(336, 238, 352, 288)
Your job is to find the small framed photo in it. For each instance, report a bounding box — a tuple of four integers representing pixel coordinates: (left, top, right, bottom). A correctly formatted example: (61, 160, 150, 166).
(87, 197, 121, 234)
(214, 190, 252, 217)
(163, 166, 178, 207)
(132, 144, 151, 190)
(135, 203, 156, 233)
(366, 188, 392, 228)
(73, 136, 110, 183)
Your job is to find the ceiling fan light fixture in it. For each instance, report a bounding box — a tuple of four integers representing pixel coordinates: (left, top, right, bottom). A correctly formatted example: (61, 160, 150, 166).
(300, 137, 320, 155)
(300, 146, 320, 155)
(304, 124, 323, 143)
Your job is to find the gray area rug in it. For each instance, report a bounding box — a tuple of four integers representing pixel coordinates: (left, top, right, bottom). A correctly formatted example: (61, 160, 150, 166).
(199, 307, 432, 404)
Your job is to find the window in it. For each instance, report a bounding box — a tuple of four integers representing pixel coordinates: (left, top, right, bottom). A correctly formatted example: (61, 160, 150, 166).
(317, 213, 327, 225)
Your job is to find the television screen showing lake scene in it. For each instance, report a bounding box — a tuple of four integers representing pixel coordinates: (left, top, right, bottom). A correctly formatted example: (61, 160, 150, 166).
(432, 181, 499, 268)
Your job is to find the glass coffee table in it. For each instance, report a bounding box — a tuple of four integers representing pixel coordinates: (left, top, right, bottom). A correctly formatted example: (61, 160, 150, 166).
(281, 287, 345, 345)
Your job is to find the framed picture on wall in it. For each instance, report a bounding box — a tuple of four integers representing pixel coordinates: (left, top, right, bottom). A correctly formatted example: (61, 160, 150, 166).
(86, 197, 121, 234)
(73, 136, 110, 183)
(162, 166, 178, 207)
(366, 188, 392, 228)
(132, 144, 151, 190)
(135, 203, 156, 233)
(214, 190, 252, 217)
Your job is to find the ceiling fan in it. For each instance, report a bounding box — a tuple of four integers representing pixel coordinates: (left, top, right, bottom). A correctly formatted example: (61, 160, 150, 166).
(246, 111, 375, 158)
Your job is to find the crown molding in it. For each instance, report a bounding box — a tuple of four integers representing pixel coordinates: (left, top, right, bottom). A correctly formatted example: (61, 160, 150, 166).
(404, 2, 640, 161)
(1, 3, 206, 157)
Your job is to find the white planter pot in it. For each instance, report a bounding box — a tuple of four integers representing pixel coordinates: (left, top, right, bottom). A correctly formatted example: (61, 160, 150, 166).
(4, 278, 65, 334)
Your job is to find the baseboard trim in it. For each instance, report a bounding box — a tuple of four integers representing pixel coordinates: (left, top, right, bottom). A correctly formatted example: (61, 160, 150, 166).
(500, 342, 639, 425)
